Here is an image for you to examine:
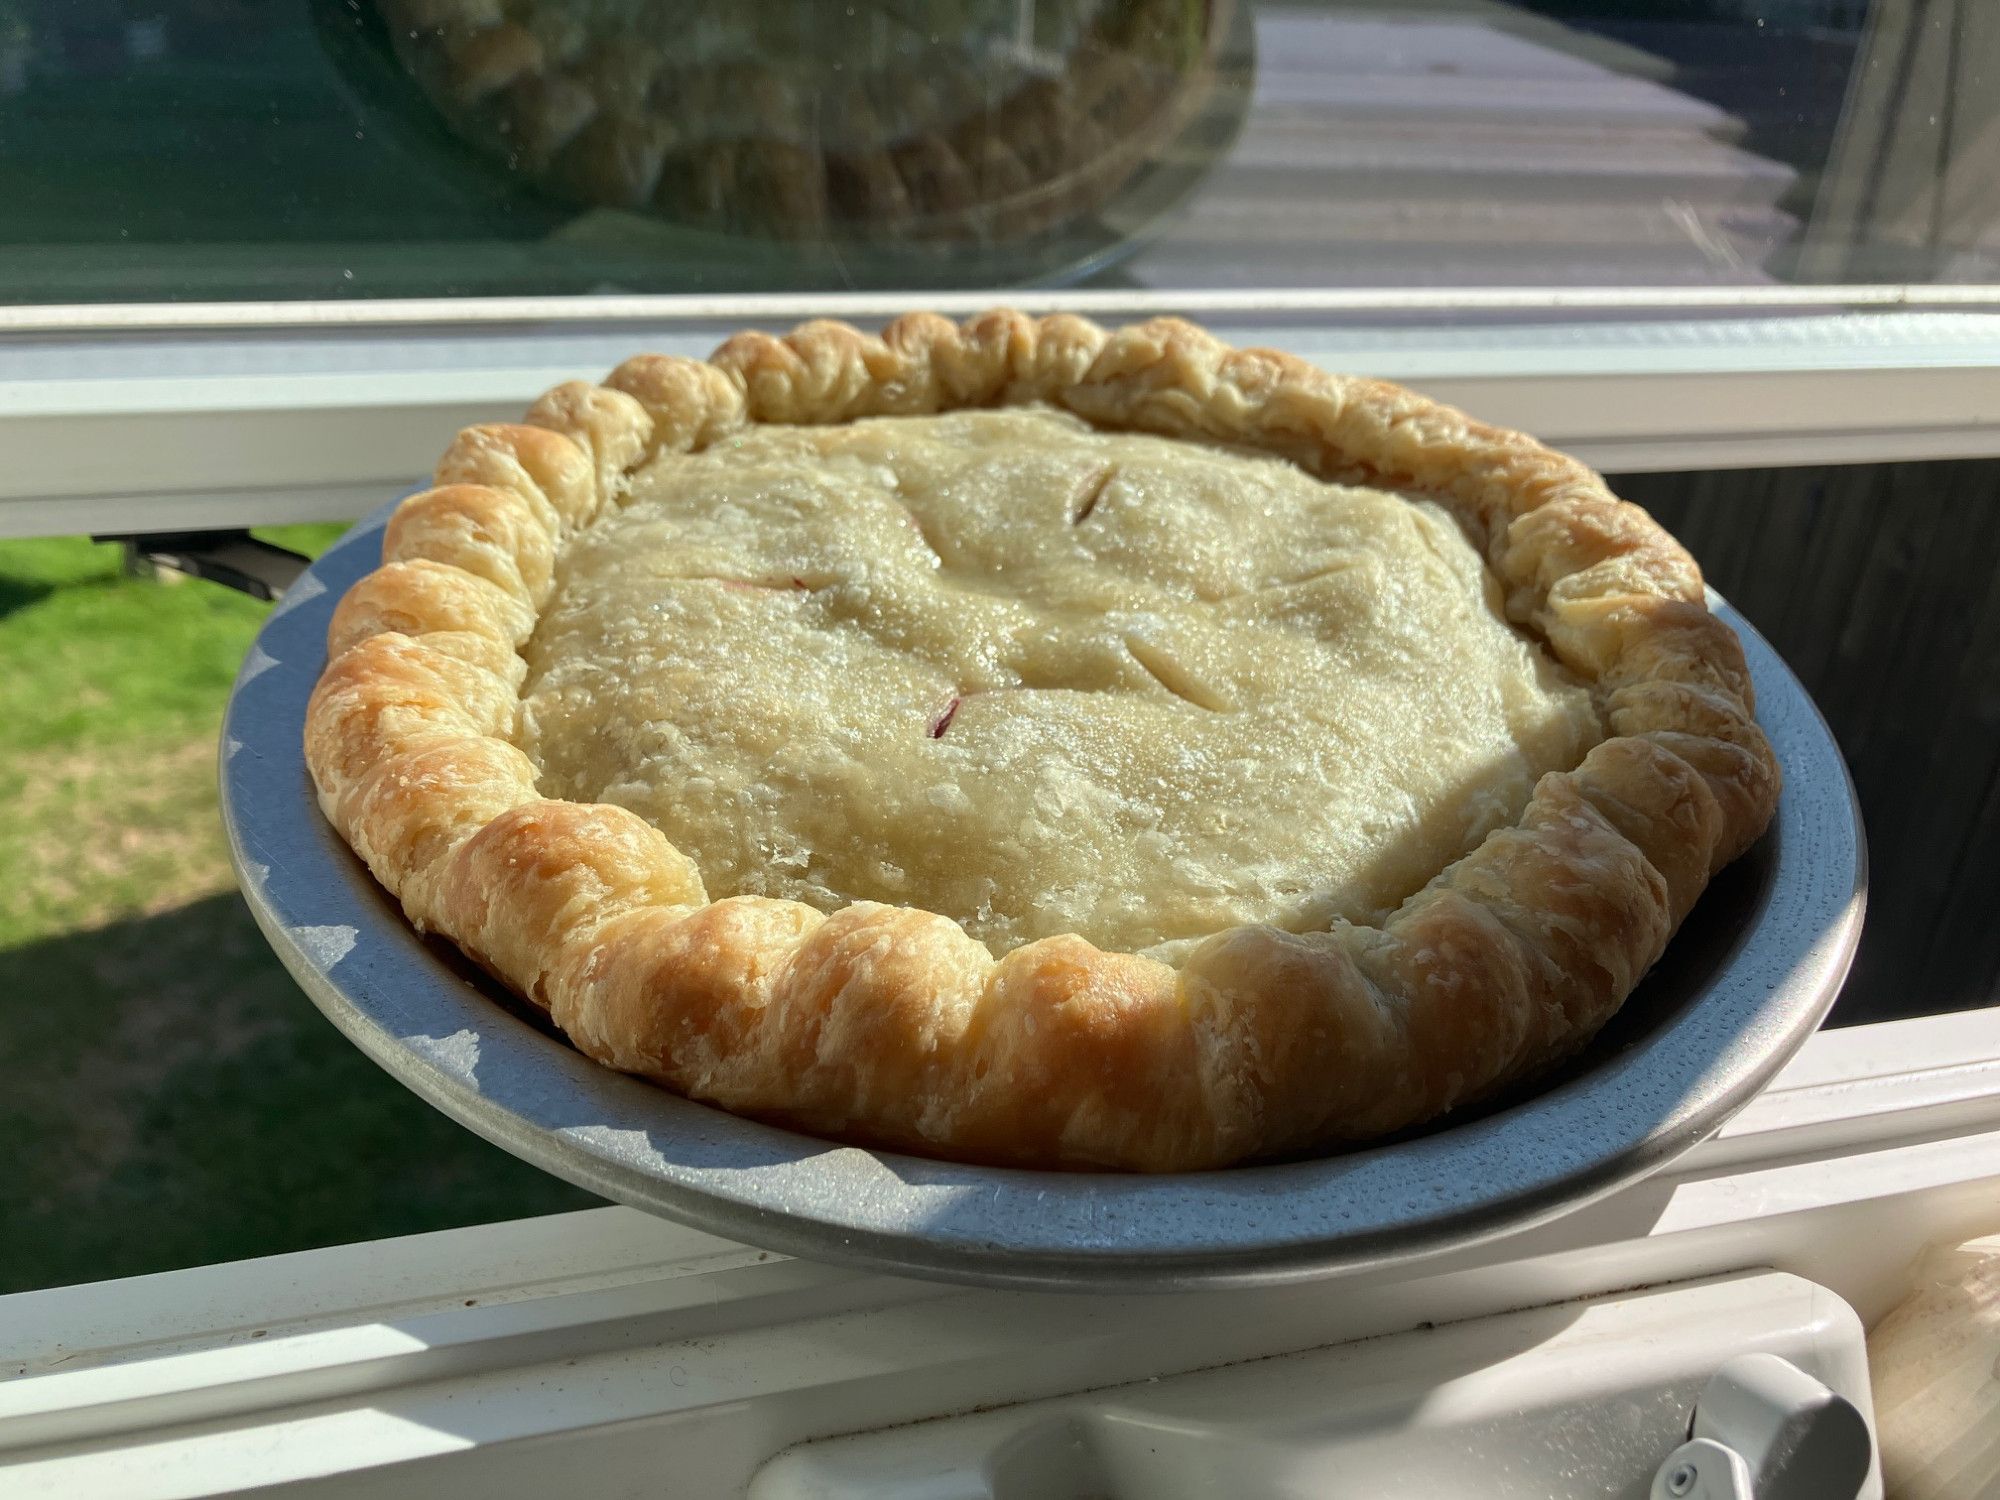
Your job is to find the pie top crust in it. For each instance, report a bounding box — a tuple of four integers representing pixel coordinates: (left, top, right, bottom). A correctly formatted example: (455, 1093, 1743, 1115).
(304, 310, 1780, 1172)
(519, 406, 1602, 960)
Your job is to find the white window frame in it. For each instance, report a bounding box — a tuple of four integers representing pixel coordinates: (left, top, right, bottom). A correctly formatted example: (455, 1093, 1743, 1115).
(6, 285, 2000, 537)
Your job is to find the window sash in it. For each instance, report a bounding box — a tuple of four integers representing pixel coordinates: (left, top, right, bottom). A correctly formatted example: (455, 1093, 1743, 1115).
(6, 290, 2000, 537)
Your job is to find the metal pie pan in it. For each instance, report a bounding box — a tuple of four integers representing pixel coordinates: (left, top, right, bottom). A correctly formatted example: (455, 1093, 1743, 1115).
(222, 504, 1865, 1292)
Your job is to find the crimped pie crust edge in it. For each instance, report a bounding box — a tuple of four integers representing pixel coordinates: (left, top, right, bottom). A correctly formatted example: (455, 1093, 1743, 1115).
(302, 310, 1781, 1171)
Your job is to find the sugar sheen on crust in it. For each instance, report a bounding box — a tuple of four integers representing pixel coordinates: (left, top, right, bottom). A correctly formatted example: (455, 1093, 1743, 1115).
(519, 407, 1602, 959)
(304, 311, 1780, 1171)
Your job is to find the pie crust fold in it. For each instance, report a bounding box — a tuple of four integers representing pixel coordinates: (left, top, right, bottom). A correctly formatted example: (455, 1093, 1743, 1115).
(304, 311, 1780, 1171)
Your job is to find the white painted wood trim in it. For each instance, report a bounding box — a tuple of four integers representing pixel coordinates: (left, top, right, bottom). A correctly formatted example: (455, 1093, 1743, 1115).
(8, 284, 2000, 332)
(7, 308, 2000, 536)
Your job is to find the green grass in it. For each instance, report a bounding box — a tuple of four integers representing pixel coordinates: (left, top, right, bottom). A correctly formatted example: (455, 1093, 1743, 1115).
(0, 527, 342, 945)
(0, 532, 597, 1295)
(0, 530, 317, 754)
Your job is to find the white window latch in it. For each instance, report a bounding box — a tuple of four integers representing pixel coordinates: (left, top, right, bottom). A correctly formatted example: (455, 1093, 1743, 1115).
(1650, 1353, 1874, 1500)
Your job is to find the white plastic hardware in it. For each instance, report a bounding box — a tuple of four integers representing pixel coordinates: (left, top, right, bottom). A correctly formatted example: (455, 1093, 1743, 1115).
(751, 1273, 1875, 1500)
(1651, 1438, 1754, 1500)
(1650, 1353, 1875, 1500)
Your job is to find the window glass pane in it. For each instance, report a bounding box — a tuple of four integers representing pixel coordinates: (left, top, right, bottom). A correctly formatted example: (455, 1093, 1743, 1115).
(1621, 457, 2000, 1031)
(4, 0, 1995, 302)
(3, 463, 1990, 1295)
(0, 528, 597, 1296)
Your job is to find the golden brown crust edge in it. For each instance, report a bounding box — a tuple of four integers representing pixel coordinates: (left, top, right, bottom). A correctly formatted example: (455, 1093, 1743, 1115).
(302, 311, 1781, 1172)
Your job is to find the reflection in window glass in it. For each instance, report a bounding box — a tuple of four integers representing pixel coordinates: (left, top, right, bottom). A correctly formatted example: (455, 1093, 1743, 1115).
(2, 0, 1995, 301)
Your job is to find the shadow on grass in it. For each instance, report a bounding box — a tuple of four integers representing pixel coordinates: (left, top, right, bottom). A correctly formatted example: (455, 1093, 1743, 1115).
(0, 575, 56, 620)
(0, 890, 600, 1296)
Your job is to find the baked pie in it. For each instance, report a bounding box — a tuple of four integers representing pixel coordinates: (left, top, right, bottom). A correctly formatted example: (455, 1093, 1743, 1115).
(305, 311, 1779, 1172)
(372, 0, 1227, 245)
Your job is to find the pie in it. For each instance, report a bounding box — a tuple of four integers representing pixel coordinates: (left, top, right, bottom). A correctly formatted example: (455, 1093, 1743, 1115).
(304, 311, 1780, 1172)
(371, 0, 1227, 245)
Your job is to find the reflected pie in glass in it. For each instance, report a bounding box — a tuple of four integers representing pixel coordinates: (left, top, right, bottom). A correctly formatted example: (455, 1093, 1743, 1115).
(372, 0, 1226, 245)
(305, 312, 1779, 1171)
